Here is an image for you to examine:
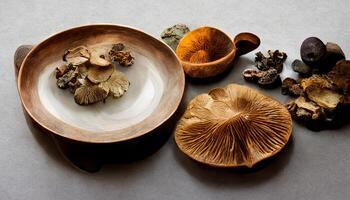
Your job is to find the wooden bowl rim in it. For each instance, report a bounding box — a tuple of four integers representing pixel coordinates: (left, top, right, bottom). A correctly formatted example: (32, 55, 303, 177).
(17, 24, 185, 144)
(176, 26, 236, 67)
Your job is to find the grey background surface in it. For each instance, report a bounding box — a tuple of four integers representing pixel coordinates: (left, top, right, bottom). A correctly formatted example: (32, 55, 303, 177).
(1, 0, 350, 199)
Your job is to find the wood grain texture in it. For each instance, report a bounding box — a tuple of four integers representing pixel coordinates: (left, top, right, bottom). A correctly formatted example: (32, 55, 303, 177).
(175, 84, 292, 168)
(16, 24, 185, 144)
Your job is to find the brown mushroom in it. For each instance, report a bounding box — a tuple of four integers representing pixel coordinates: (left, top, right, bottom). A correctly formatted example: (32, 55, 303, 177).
(175, 84, 292, 168)
(99, 71, 129, 98)
(300, 75, 342, 110)
(63, 46, 90, 65)
(87, 64, 114, 84)
(328, 60, 350, 94)
(286, 96, 325, 121)
(89, 46, 111, 67)
(74, 80, 108, 105)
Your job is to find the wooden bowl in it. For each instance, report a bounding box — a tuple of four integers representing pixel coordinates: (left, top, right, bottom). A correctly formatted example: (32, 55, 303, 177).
(16, 24, 185, 144)
(176, 27, 260, 78)
(175, 84, 292, 168)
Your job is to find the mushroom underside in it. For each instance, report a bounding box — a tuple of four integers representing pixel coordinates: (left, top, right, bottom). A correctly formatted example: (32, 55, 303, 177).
(175, 84, 292, 167)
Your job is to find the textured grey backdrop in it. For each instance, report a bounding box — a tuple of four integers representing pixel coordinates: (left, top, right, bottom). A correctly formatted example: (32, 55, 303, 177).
(1, 0, 350, 199)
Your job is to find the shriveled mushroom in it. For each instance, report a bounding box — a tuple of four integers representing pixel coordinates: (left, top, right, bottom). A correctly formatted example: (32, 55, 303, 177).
(255, 50, 287, 73)
(281, 77, 303, 96)
(63, 46, 90, 65)
(175, 84, 292, 168)
(328, 60, 350, 94)
(87, 64, 114, 83)
(243, 68, 280, 86)
(74, 80, 108, 105)
(56, 67, 78, 89)
(286, 96, 325, 121)
(300, 75, 341, 110)
(89, 46, 111, 67)
(99, 71, 129, 98)
(55, 64, 69, 78)
(109, 50, 134, 67)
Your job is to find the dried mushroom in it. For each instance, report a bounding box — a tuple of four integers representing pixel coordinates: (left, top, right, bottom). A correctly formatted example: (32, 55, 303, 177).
(161, 24, 190, 51)
(299, 75, 341, 110)
(87, 64, 115, 84)
(54, 43, 135, 105)
(243, 68, 280, 86)
(175, 84, 292, 168)
(300, 37, 326, 67)
(109, 50, 134, 67)
(255, 50, 287, 73)
(286, 96, 325, 121)
(89, 46, 111, 67)
(323, 42, 345, 70)
(328, 60, 350, 94)
(291, 59, 312, 76)
(282, 77, 302, 96)
(111, 43, 125, 51)
(56, 66, 78, 89)
(74, 81, 108, 105)
(55, 64, 69, 78)
(63, 46, 90, 65)
(99, 71, 129, 98)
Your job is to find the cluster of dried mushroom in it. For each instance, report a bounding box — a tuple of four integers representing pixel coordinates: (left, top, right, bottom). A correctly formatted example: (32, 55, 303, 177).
(283, 37, 349, 128)
(243, 50, 287, 87)
(55, 43, 134, 105)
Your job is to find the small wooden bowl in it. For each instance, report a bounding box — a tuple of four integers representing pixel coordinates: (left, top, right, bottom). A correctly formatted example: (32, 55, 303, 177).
(176, 27, 260, 78)
(16, 24, 185, 144)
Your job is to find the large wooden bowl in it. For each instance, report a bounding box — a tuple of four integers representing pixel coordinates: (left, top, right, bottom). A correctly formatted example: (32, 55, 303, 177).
(16, 24, 185, 144)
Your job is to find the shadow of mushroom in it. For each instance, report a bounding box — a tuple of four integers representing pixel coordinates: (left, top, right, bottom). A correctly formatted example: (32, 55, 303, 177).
(172, 136, 294, 187)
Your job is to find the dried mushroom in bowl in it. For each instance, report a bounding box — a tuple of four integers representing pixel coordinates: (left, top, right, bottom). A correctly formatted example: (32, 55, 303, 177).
(175, 84, 292, 168)
(54, 43, 134, 105)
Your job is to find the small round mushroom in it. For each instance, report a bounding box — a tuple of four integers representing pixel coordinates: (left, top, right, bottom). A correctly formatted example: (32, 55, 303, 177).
(300, 37, 326, 67)
(99, 71, 129, 98)
(63, 46, 90, 65)
(74, 82, 108, 105)
(323, 42, 345, 71)
(87, 64, 114, 84)
(291, 59, 312, 76)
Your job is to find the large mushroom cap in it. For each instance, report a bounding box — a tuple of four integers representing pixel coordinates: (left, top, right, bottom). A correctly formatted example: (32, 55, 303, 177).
(175, 84, 292, 168)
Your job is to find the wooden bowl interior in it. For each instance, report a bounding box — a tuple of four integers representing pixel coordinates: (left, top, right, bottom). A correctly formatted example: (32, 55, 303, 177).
(176, 27, 234, 64)
(18, 25, 184, 143)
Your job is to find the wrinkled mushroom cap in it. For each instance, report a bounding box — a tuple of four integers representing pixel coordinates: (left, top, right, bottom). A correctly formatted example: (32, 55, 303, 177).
(300, 75, 342, 109)
(99, 71, 129, 98)
(87, 64, 115, 83)
(89, 45, 112, 67)
(63, 45, 90, 65)
(74, 81, 108, 105)
(175, 84, 292, 168)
